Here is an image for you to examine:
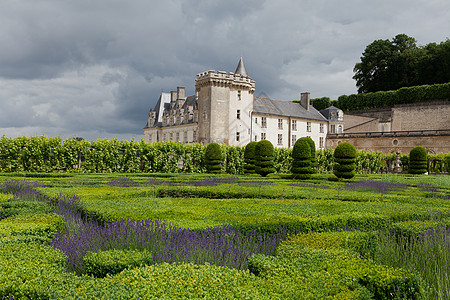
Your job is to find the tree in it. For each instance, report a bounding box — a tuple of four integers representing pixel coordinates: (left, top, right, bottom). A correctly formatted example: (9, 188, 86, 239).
(255, 140, 275, 177)
(353, 34, 419, 93)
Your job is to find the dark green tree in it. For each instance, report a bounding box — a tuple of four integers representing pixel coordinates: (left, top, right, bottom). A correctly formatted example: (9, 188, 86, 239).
(205, 143, 223, 173)
(333, 142, 357, 179)
(311, 97, 331, 111)
(255, 140, 275, 177)
(408, 146, 428, 174)
(291, 139, 311, 180)
(353, 34, 419, 93)
(244, 141, 257, 174)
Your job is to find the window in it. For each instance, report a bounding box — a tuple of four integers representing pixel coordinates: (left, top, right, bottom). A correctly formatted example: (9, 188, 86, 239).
(330, 124, 335, 134)
(320, 123, 324, 133)
(261, 132, 266, 140)
(255, 117, 258, 124)
(237, 110, 241, 120)
(261, 117, 267, 128)
(338, 125, 343, 133)
(292, 135, 296, 146)
(255, 135, 258, 141)
(236, 132, 240, 142)
(319, 137, 324, 148)
(237, 90, 241, 101)
(291, 120, 297, 131)
(193, 131, 197, 141)
(176, 132, 179, 142)
(307, 122, 311, 132)
(278, 134, 283, 145)
(278, 119, 283, 130)
(184, 132, 187, 142)
(170, 133, 173, 141)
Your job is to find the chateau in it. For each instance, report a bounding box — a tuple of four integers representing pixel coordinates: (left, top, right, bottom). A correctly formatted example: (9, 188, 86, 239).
(143, 58, 341, 149)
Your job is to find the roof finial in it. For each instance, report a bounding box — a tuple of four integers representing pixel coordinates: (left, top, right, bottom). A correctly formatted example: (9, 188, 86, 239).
(235, 57, 248, 77)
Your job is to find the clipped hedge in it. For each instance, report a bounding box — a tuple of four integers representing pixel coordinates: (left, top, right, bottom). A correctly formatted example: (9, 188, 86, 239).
(205, 143, 223, 174)
(243, 142, 257, 174)
(1, 136, 448, 175)
(409, 146, 428, 174)
(255, 140, 275, 177)
(249, 231, 423, 299)
(333, 142, 357, 179)
(84, 249, 152, 278)
(337, 82, 450, 111)
(291, 139, 312, 179)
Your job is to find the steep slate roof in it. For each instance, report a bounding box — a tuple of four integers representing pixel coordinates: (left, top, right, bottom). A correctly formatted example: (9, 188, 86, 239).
(254, 97, 328, 121)
(144, 92, 171, 128)
(235, 57, 248, 77)
(319, 105, 343, 121)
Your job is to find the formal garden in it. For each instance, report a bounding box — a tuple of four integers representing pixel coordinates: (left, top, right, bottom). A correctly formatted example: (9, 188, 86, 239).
(0, 136, 449, 299)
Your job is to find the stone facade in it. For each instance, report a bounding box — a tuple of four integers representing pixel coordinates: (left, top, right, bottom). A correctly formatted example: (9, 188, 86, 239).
(143, 58, 332, 149)
(327, 100, 450, 153)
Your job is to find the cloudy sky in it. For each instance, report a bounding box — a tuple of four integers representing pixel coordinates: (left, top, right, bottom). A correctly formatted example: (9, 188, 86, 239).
(1, 0, 449, 141)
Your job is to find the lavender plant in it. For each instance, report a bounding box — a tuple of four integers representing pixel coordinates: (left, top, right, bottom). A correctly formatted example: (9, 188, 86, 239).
(374, 226, 450, 300)
(344, 179, 408, 194)
(50, 217, 291, 275)
(105, 177, 139, 187)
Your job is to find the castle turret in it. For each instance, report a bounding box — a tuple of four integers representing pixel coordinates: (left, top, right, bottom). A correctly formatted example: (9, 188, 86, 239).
(195, 58, 255, 146)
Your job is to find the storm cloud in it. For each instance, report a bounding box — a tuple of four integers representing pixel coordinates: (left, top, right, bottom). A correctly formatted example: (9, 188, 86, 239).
(1, 0, 449, 140)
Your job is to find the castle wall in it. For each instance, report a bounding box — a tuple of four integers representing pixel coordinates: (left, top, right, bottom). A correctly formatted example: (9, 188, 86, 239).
(391, 102, 450, 131)
(326, 133, 450, 154)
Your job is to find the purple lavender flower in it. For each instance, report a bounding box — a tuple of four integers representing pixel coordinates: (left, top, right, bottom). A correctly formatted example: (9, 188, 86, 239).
(106, 177, 139, 187)
(0, 179, 46, 194)
(344, 179, 408, 194)
(290, 183, 332, 189)
(144, 178, 174, 186)
(186, 179, 217, 186)
(238, 181, 274, 186)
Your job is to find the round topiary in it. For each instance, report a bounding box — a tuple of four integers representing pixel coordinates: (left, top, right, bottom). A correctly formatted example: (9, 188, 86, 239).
(297, 137, 317, 171)
(333, 142, 357, 179)
(244, 141, 258, 174)
(205, 143, 223, 173)
(291, 139, 312, 179)
(255, 140, 275, 177)
(408, 146, 428, 174)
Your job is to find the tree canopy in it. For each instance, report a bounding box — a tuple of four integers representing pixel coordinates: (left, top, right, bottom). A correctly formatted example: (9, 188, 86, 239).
(353, 34, 450, 93)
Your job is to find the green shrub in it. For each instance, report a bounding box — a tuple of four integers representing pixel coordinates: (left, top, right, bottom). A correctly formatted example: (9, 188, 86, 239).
(205, 143, 223, 174)
(408, 146, 428, 174)
(297, 137, 317, 170)
(243, 142, 257, 174)
(333, 142, 357, 179)
(255, 140, 275, 177)
(291, 139, 311, 179)
(84, 249, 152, 277)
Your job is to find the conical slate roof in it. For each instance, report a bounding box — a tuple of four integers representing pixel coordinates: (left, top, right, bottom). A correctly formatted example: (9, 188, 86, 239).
(234, 57, 248, 77)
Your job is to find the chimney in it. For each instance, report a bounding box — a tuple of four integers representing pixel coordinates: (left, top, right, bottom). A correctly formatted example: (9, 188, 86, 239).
(177, 87, 185, 100)
(300, 92, 310, 111)
(176, 87, 186, 108)
(170, 91, 177, 106)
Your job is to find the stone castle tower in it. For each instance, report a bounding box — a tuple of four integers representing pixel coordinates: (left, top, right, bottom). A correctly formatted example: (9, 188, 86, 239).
(195, 58, 255, 146)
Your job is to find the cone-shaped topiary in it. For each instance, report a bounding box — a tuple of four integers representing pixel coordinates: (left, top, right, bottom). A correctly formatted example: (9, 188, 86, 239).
(408, 146, 428, 174)
(255, 140, 275, 177)
(333, 142, 357, 179)
(244, 141, 258, 174)
(297, 137, 317, 173)
(205, 143, 223, 173)
(291, 139, 312, 179)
